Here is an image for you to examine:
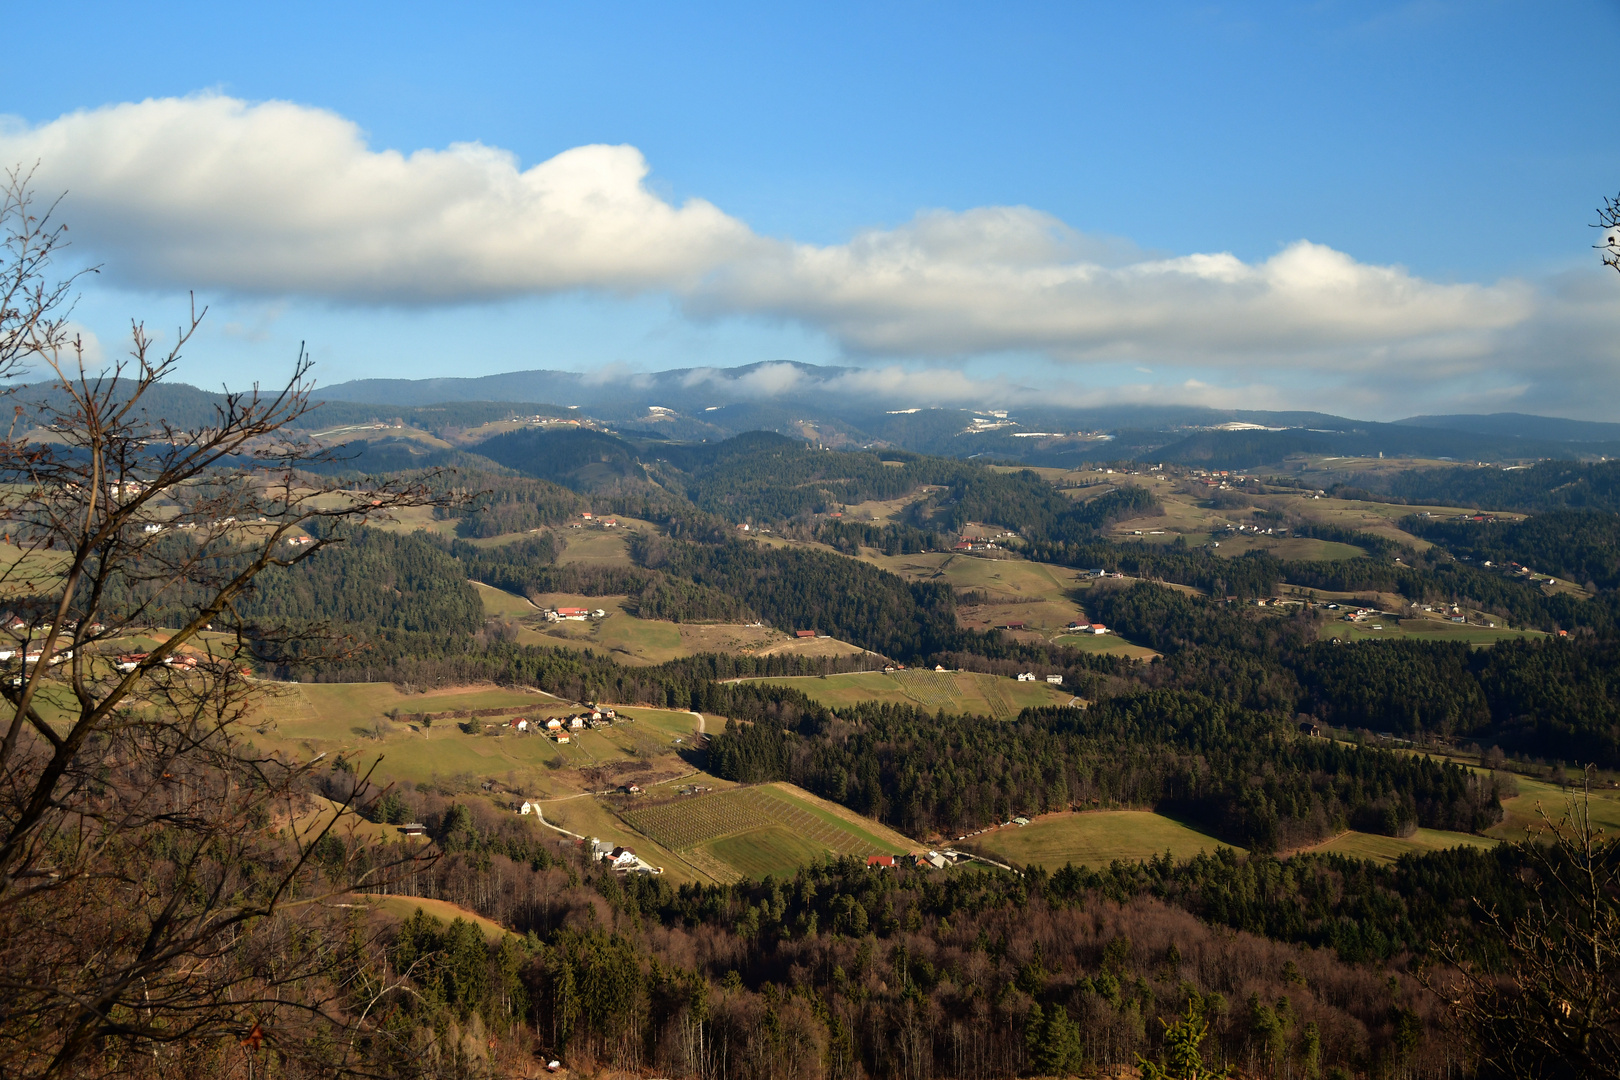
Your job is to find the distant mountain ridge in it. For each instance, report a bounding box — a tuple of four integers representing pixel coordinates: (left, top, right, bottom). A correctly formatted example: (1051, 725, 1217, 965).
(315, 362, 1620, 459)
(1393, 412, 1620, 444)
(27, 364, 1617, 471)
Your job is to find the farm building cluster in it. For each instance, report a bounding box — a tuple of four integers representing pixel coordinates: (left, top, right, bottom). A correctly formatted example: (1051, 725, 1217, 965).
(866, 849, 971, 871)
(499, 705, 618, 743)
(586, 838, 660, 874)
(1219, 522, 1287, 537)
(1189, 469, 1252, 487)
(1015, 672, 1065, 684)
(953, 523, 1018, 552)
(543, 606, 607, 622)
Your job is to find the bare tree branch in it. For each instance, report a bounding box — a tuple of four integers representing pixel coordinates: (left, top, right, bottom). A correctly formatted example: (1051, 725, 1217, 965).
(0, 168, 458, 1079)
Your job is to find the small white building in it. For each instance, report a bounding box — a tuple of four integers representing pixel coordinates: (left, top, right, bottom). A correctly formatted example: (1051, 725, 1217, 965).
(1016, 673, 1036, 682)
(1045, 674, 1063, 684)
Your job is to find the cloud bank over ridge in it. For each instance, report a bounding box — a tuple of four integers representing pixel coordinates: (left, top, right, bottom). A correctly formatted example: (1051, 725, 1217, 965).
(2, 94, 1615, 412)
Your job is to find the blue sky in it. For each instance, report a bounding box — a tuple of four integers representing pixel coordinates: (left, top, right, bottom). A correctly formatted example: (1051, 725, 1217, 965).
(5, 1, 1620, 417)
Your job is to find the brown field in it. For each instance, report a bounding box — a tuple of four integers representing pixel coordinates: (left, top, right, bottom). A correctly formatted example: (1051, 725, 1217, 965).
(308, 424, 451, 448)
(365, 896, 511, 941)
(677, 622, 791, 653)
(756, 634, 875, 659)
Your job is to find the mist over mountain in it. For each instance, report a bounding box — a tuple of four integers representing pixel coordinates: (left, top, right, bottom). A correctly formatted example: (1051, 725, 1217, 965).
(313, 362, 1620, 467)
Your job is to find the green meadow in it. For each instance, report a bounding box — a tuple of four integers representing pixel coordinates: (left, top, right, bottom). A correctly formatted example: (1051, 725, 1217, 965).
(751, 668, 1076, 718)
(966, 810, 1238, 869)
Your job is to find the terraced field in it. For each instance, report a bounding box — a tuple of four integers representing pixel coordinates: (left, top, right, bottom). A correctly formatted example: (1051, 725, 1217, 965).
(627, 785, 904, 855)
(623, 783, 913, 880)
(891, 669, 961, 711)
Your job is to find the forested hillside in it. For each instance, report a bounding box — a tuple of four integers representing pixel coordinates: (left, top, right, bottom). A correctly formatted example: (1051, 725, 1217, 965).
(1380, 459, 1620, 512)
(706, 687, 1504, 849)
(1403, 509, 1620, 590)
(31, 412, 1619, 1080)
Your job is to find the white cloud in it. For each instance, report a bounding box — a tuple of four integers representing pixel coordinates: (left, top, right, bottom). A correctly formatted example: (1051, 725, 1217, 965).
(701, 214, 1532, 367)
(1, 93, 1613, 407)
(3, 95, 759, 302)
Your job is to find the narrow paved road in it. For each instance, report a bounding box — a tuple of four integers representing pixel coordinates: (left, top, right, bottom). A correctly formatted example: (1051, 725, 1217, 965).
(687, 710, 705, 734)
(531, 807, 585, 841)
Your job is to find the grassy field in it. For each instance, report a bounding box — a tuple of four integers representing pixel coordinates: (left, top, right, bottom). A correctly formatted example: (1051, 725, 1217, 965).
(367, 504, 459, 539)
(1488, 775, 1620, 841)
(621, 782, 915, 881)
(1051, 633, 1160, 660)
(1105, 480, 1506, 553)
(0, 541, 68, 598)
(1213, 536, 1365, 561)
(868, 551, 1081, 611)
(526, 611, 688, 665)
(556, 528, 634, 566)
(520, 593, 795, 664)
(1309, 828, 1498, 865)
(1115, 532, 1364, 563)
(245, 680, 713, 802)
(856, 550, 1160, 657)
(1270, 491, 1512, 550)
(752, 669, 1076, 717)
(1320, 619, 1544, 645)
(257, 681, 560, 740)
(704, 826, 832, 879)
(966, 810, 1237, 869)
(471, 581, 537, 618)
